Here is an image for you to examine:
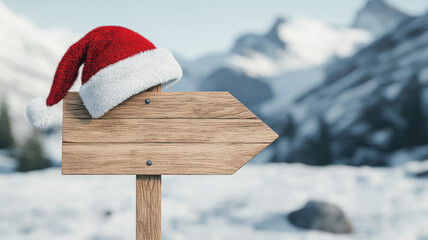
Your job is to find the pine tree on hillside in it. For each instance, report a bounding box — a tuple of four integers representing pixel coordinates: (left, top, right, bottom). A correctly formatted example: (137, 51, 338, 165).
(282, 113, 297, 140)
(0, 99, 14, 149)
(402, 73, 427, 148)
(17, 131, 50, 172)
(314, 117, 333, 166)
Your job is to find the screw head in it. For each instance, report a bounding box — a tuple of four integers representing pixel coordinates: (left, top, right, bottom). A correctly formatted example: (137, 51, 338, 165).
(146, 160, 152, 166)
(145, 98, 150, 104)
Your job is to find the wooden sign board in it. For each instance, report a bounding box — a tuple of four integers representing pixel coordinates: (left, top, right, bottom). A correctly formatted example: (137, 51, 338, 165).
(62, 91, 278, 175)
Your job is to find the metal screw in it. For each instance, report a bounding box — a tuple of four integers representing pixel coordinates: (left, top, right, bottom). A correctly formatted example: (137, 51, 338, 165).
(146, 160, 152, 166)
(145, 98, 151, 104)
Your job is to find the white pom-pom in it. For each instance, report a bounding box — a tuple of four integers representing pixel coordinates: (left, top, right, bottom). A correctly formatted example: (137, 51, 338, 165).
(26, 97, 54, 128)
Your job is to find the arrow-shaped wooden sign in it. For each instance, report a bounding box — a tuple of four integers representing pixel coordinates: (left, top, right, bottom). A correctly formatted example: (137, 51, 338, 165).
(62, 91, 277, 175)
(62, 85, 278, 239)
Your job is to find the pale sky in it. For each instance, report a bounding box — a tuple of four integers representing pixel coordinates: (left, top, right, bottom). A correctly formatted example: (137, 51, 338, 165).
(3, 0, 428, 59)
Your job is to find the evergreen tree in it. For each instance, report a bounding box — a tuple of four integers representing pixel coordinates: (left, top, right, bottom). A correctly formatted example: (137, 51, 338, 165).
(17, 131, 50, 172)
(314, 117, 333, 165)
(401, 73, 427, 148)
(0, 99, 14, 149)
(282, 113, 297, 140)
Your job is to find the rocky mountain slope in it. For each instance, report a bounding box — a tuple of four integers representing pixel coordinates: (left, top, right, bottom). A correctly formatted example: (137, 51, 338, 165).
(175, 0, 411, 114)
(272, 12, 428, 166)
(353, 0, 410, 37)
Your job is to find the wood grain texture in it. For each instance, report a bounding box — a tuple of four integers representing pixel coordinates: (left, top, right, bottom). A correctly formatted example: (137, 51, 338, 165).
(63, 118, 278, 143)
(136, 175, 161, 240)
(63, 92, 257, 119)
(62, 142, 269, 175)
(62, 90, 278, 175)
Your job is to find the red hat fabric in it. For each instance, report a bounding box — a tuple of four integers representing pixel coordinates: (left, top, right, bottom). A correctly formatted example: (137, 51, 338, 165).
(26, 26, 182, 128)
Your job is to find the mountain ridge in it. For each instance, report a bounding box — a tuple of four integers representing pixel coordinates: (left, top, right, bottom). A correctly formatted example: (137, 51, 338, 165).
(352, 0, 410, 37)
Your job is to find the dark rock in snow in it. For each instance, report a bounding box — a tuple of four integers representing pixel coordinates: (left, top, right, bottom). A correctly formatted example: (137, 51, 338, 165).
(103, 210, 113, 218)
(288, 201, 353, 234)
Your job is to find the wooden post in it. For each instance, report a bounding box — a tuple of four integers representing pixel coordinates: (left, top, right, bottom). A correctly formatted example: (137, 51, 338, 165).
(137, 84, 162, 240)
(136, 175, 161, 240)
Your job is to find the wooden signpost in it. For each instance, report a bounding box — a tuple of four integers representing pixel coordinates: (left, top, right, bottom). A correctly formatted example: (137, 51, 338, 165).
(62, 85, 278, 239)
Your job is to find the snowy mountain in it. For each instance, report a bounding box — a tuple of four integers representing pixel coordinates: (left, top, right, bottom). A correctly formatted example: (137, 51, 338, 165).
(230, 17, 287, 61)
(229, 17, 371, 77)
(171, 17, 372, 110)
(189, 17, 371, 78)
(353, 0, 410, 38)
(0, 1, 77, 141)
(272, 12, 428, 166)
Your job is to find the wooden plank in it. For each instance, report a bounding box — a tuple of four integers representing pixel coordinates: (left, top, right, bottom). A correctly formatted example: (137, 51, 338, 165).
(62, 142, 268, 175)
(136, 175, 161, 240)
(63, 118, 277, 143)
(63, 91, 257, 119)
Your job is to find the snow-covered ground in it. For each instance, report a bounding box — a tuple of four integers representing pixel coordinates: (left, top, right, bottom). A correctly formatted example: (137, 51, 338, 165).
(1, 163, 427, 240)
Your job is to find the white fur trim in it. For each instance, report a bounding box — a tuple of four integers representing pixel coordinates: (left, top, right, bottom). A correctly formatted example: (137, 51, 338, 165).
(26, 97, 55, 128)
(79, 48, 182, 118)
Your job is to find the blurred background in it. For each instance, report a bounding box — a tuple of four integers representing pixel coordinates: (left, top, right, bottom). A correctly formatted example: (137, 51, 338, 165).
(1, 0, 428, 239)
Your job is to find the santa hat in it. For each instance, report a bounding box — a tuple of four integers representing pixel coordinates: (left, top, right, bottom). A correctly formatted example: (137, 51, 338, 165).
(26, 26, 182, 128)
